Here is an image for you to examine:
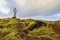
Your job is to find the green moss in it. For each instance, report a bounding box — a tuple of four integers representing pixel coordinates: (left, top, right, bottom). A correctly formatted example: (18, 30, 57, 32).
(0, 18, 60, 40)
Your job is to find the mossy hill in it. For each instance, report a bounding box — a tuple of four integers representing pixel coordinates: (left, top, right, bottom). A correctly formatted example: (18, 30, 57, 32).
(0, 18, 60, 40)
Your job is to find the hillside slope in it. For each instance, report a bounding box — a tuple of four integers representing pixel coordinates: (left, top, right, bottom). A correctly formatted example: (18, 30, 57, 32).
(0, 18, 60, 40)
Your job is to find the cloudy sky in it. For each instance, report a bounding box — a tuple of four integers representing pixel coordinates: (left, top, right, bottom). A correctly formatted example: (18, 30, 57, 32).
(0, 0, 60, 20)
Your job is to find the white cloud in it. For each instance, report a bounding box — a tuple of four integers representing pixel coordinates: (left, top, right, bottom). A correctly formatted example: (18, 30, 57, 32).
(57, 13, 60, 16)
(0, 16, 7, 18)
(13, 0, 60, 17)
(0, 7, 10, 14)
(0, 0, 10, 14)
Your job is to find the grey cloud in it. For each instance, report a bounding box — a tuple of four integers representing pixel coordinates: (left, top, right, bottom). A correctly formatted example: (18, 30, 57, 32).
(13, 0, 60, 17)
